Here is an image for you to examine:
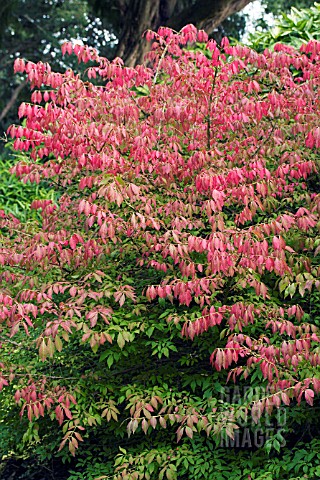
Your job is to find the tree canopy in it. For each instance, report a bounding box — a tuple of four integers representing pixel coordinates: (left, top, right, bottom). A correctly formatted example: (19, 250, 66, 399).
(0, 0, 109, 141)
(87, 0, 253, 65)
(0, 0, 317, 136)
(1, 2, 320, 478)
(0, 22, 320, 479)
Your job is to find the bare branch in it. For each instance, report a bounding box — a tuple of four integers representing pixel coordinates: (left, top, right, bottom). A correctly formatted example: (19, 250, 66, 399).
(0, 80, 27, 122)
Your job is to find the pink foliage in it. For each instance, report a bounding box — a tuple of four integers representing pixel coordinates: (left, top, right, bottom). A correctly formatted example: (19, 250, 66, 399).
(1, 26, 320, 446)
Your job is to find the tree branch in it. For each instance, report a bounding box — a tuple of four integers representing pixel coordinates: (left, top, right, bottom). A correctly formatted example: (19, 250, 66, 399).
(168, 0, 253, 32)
(0, 80, 27, 123)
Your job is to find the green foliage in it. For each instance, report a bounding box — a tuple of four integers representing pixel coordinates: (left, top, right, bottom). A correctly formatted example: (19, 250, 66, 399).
(105, 437, 320, 480)
(249, 2, 320, 51)
(0, 147, 55, 221)
(262, 0, 316, 19)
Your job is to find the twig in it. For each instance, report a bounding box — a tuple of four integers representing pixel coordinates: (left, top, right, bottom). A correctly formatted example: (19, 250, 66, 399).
(207, 67, 218, 150)
(153, 43, 170, 85)
(0, 80, 27, 122)
(0, 336, 22, 347)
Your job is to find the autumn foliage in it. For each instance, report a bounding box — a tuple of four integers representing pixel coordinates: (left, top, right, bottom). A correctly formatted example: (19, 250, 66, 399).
(1, 24, 320, 477)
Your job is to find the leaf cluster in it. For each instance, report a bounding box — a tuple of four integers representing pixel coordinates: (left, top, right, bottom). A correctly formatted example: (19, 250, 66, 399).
(0, 22, 320, 480)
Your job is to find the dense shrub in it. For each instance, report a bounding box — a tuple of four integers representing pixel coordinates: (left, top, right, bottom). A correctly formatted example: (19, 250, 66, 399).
(0, 25, 319, 478)
(0, 148, 55, 221)
(249, 2, 320, 51)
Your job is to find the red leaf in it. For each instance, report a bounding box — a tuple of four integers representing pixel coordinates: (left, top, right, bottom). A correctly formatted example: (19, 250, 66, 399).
(69, 235, 78, 250)
(281, 392, 290, 406)
(176, 426, 184, 442)
(64, 407, 73, 420)
(305, 389, 314, 406)
(251, 401, 264, 424)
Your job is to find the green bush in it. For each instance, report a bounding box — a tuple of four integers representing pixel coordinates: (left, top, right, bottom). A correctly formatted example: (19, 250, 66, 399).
(249, 2, 320, 51)
(0, 146, 55, 221)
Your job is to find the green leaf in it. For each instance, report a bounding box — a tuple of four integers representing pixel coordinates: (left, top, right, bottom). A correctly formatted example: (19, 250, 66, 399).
(117, 333, 125, 349)
(55, 335, 63, 352)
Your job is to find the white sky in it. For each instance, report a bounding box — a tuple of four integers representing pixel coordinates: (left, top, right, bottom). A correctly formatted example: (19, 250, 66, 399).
(241, 0, 275, 42)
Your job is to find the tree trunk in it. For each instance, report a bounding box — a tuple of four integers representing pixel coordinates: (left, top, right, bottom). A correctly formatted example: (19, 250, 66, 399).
(114, 0, 253, 66)
(114, 0, 159, 67)
(0, 80, 27, 123)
